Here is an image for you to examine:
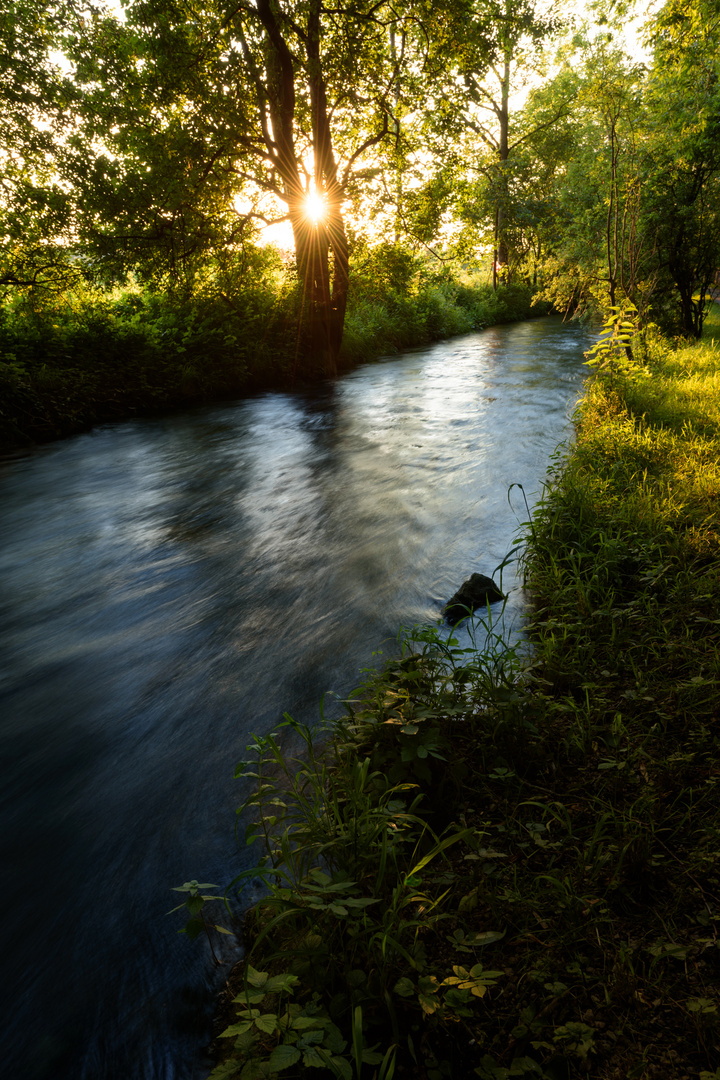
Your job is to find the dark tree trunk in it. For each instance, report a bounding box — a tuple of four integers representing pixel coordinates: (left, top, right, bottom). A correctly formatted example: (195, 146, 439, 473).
(246, 0, 368, 375)
(290, 206, 349, 377)
(302, 0, 349, 375)
(494, 55, 511, 287)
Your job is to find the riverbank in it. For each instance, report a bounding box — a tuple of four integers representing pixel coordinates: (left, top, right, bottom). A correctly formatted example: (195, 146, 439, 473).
(0, 268, 543, 453)
(197, 313, 720, 1080)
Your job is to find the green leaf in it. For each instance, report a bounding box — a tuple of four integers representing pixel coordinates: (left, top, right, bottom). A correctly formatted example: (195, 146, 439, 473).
(208, 1060, 245, 1079)
(688, 998, 717, 1014)
(255, 1013, 279, 1035)
(647, 941, 689, 960)
(173, 881, 218, 893)
(470, 964, 503, 979)
(458, 888, 479, 912)
(324, 1025, 348, 1055)
(239, 1061, 270, 1080)
(307, 869, 332, 886)
(186, 895, 205, 916)
(292, 1016, 327, 1031)
(467, 930, 505, 947)
(220, 1021, 254, 1037)
(329, 1056, 353, 1080)
(302, 1046, 329, 1067)
(268, 1045, 301, 1071)
(361, 1050, 384, 1065)
(393, 977, 415, 997)
(419, 993, 440, 1015)
(233, 989, 265, 1005)
(265, 973, 299, 995)
(246, 965, 269, 989)
(182, 917, 205, 941)
(298, 1029, 324, 1047)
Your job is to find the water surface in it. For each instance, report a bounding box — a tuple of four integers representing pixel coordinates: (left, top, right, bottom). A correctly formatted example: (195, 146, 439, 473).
(0, 317, 593, 1079)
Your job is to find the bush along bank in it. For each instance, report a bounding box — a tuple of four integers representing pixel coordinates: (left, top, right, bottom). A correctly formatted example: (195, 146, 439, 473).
(0, 252, 545, 453)
(176, 322, 720, 1080)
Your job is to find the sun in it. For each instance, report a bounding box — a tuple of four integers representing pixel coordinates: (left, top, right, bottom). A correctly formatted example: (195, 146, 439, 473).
(304, 191, 327, 224)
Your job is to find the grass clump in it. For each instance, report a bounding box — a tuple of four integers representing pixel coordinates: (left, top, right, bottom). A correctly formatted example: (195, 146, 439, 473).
(179, 325, 720, 1079)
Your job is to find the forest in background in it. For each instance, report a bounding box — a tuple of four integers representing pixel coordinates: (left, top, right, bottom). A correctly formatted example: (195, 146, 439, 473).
(0, 0, 719, 450)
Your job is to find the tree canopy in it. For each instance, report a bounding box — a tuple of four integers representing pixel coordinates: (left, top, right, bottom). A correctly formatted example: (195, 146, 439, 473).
(1, 0, 718, 365)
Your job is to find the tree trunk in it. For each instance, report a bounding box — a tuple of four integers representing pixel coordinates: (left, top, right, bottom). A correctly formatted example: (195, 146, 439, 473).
(250, 0, 350, 377)
(494, 52, 511, 288)
(304, 0, 349, 375)
(390, 27, 403, 244)
(289, 207, 349, 377)
(492, 205, 498, 291)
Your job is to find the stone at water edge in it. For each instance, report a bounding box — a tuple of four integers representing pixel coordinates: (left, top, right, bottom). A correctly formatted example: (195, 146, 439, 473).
(444, 572, 505, 624)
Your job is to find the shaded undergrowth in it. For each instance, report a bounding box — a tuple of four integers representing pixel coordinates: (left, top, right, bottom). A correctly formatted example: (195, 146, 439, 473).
(178, 324, 720, 1079)
(0, 249, 542, 452)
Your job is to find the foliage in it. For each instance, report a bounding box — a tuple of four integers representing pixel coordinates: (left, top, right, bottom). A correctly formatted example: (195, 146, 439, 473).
(60, 0, 473, 372)
(530, 3, 720, 334)
(583, 302, 640, 369)
(341, 270, 540, 365)
(0, 260, 538, 451)
(441, 0, 563, 284)
(0, 0, 80, 292)
(0, 246, 295, 448)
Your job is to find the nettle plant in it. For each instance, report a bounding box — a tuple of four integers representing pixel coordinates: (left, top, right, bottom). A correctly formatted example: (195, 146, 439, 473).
(213, 967, 398, 1080)
(170, 600, 552, 1078)
(338, 619, 524, 792)
(584, 301, 655, 375)
(172, 656, 512, 1078)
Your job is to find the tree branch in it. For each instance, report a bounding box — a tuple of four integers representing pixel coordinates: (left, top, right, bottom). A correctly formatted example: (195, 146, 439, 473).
(340, 111, 390, 188)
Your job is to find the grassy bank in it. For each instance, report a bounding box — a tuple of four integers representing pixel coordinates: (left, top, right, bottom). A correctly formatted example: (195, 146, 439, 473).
(0, 254, 542, 452)
(182, 316, 720, 1080)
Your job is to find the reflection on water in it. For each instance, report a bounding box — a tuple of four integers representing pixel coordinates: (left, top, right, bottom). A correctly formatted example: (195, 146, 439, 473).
(0, 317, 592, 1079)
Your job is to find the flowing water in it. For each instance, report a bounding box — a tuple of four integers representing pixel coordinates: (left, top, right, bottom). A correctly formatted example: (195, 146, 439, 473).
(0, 316, 593, 1080)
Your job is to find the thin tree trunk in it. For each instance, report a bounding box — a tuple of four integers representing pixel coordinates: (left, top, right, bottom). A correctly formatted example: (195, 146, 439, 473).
(248, 0, 352, 375)
(494, 52, 511, 284)
(306, 0, 348, 375)
(390, 27, 402, 244)
(492, 204, 499, 291)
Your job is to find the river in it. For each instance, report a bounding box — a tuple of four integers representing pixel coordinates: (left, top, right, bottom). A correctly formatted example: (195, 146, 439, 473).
(0, 316, 593, 1080)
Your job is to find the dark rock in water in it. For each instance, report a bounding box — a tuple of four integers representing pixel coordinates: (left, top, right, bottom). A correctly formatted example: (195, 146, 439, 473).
(444, 572, 504, 624)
